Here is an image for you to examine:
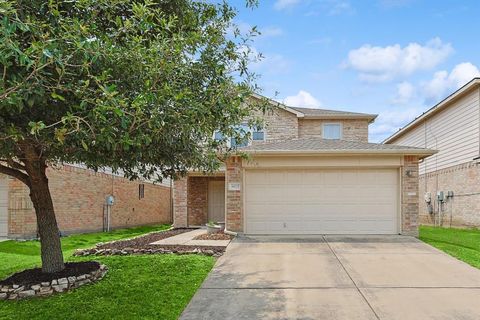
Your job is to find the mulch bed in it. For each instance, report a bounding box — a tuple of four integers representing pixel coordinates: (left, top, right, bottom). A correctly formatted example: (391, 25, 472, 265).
(0, 261, 100, 287)
(193, 233, 233, 241)
(95, 228, 192, 250)
(74, 228, 228, 257)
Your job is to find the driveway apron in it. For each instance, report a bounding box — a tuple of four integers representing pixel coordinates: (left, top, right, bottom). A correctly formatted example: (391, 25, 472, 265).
(180, 235, 480, 320)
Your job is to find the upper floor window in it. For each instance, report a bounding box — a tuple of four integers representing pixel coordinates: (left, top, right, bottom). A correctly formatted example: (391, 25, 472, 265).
(322, 123, 342, 139)
(214, 124, 265, 147)
(252, 125, 265, 141)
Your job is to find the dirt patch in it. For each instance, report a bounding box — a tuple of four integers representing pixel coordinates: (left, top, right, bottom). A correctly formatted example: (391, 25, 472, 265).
(193, 233, 233, 241)
(0, 261, 100, 287)
(95, 228, 192, 250)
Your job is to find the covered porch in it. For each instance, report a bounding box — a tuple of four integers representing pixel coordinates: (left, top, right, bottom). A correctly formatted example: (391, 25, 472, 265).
(173, 172, 226, 228)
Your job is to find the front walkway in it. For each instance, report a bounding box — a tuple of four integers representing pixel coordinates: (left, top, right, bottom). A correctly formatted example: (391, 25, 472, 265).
(181, 235, 480, 320)
(150, 229, 231, 247)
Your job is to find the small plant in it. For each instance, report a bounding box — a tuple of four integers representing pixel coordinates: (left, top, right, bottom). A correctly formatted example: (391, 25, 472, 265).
(206, 221, 221, 234)
(206, 221, 218, 227)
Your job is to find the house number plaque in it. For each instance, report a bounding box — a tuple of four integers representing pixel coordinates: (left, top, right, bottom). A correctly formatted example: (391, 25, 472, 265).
(228, 182, 241, 191)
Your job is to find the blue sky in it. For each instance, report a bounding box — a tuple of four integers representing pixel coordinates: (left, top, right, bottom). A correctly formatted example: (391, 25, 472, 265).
(231, 0, 480, 142)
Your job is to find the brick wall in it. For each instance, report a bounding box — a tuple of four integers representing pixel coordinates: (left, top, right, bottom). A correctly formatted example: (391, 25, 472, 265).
(2, 165, 171, 239)
(298, 119, 369, 142)
(225, 157, 243, 232)
(173, 177, 188, 228)
(418, 161, 480, 227)
(251, 108, 299, 143)
(187, 177, 208, 226)
(402, 156, 419, 236)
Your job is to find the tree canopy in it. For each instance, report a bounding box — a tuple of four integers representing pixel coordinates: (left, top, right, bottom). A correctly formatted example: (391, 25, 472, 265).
(0, 0, 264, 273)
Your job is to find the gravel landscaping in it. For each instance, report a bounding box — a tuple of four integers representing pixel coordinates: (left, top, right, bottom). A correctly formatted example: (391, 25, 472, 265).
(95, 228, 192, 250)
(193, 233, 233, 241)
(73, 228, 227, 257)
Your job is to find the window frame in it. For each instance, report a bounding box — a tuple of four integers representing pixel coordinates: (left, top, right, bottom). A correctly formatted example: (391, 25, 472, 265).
(322, 122, 343, 140)
(214, 123, 266, 147)
(251, 124, 266, 142)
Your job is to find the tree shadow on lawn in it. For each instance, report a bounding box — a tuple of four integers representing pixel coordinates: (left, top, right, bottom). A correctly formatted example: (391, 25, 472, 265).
(0, 254, 215, 320)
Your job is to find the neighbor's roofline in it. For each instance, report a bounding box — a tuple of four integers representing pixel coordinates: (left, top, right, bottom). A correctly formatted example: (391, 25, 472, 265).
(384, 77, 480, 144)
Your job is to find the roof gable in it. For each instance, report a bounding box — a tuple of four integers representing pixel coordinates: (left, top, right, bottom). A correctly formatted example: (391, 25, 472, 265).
(251, 93, 377, 122)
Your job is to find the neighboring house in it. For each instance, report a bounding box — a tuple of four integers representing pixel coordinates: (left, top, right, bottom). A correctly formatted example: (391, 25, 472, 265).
(0, 165, 172, 239)
(384, 78, 480, 228)
(173, 95, 435, 236)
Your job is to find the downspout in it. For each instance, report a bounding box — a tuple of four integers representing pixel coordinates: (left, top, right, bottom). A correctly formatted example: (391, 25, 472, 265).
(170, 179, 174, 224)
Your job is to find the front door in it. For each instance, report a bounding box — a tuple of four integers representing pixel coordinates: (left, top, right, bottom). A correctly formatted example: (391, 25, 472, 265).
(208, 180, 225, 223)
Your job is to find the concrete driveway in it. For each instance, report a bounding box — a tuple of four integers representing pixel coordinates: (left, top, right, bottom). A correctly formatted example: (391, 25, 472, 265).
(180, 235, 480, 320)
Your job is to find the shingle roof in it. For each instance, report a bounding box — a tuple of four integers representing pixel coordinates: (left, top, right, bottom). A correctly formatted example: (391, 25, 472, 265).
(239, 138, 435, 158)
(290, 107, 377, 121)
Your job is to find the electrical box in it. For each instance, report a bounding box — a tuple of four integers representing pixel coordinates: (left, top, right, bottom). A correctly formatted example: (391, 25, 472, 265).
(106, 195, 115, 206)
(437, 191, 444, 202)
(424, 192, 431, 203)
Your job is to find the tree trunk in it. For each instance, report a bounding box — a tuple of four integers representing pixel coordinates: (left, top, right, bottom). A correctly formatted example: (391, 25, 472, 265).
(23, 156, 65, 273)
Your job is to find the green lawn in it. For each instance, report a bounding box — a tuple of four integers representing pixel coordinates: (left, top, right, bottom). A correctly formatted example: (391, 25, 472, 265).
(0, 225, 215, 320)
(419, 225, 480, 269)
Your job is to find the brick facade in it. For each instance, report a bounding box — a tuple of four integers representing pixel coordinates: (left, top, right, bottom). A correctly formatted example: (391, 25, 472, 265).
(298, 119, 369, 142)
(2, 165, 171, 239)
(171, 105, 422, 236)
(187, 177, 209, 226)
(418, 161, 480, 227)
(253, 108, 299, 142)
(173, 177, 188, 228)
(225, 157, 243, 232)
(402, 156, 420, 236)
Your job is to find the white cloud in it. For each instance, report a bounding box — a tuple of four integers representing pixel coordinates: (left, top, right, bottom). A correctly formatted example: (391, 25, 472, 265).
(370, 107, 422, 142)
(283, 90, 322, 108)
(378, 0, 413, 8)
(240, 46, 290, 75)
(423, 62, 480, 103)
(260, 26, 284, 38)
(346, 38, 453, 82)
(327, 1, 354, 15)
(274, 0, 301, 10)
(392, 81, 416, 104)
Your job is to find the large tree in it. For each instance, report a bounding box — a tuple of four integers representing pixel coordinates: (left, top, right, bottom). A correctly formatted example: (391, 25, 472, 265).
(0, 0, 264, 273)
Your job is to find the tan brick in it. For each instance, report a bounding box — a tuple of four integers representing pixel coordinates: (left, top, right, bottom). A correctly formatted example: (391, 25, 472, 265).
(418, 161, 480, 227)
(2, 165, 171, 239)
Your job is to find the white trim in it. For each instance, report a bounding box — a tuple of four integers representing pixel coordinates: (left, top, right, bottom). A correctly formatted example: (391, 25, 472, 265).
(243, 149, 437, 158)
(250, 93, 305, 117)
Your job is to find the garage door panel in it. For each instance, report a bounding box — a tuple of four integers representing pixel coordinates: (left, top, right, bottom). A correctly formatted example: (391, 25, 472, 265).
(245, 169, 398, 235)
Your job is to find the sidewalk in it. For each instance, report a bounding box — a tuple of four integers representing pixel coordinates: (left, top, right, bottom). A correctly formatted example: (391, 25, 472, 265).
(150, 229, 231, 247)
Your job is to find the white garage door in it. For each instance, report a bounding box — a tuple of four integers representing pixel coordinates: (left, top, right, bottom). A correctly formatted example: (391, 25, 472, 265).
(0, 179, 8, 237)
(245, 168, 399, 235)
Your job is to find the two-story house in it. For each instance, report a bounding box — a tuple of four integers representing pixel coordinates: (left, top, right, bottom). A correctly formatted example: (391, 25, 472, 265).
(384, 78, 480, 228)
(173, 95, 435, 236)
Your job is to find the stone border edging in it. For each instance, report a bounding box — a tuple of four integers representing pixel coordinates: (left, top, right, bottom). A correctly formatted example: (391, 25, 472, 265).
(0, 264, 108, 301)
(73, 247, 221, 257)
(93, 226, 175, 248)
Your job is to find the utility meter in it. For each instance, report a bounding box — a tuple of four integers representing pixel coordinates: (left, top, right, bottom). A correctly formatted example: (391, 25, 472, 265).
(106, 195, 115, 206)
(437, 191, 445, 202)
(424, 192, 431, 203)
